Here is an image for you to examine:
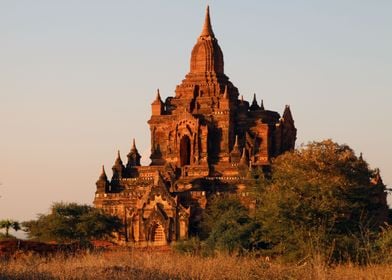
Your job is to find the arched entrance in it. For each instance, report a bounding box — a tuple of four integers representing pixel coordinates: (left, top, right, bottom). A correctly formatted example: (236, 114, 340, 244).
(151, 223, 166, 245)
(180, 135, 191, 166)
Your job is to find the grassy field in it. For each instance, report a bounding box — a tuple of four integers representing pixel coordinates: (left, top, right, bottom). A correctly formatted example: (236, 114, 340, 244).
(1, 248, 392, 280)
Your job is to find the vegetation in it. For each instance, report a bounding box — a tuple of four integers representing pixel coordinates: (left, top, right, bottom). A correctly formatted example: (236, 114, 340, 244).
(193, 140, 390, 264)
(0, 233, 17, 240)
(23, 202, 123, 243)
(0, 220, 20, 238)
(374, 223, 392, 263)
(1, 249, 392, 280)
(255, 140, 388, 263)
(200, 195, 258, 254)
(3, 138, 388, 275)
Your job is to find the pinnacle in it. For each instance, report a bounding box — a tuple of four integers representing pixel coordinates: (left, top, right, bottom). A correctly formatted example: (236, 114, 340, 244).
(260, 99, 265, 110)
(115, 150, 123, 165)
(240, 148, 248, 165)
(200, 5, 215, 38)
(156, 89, 162, 102)
(99, 165, 107, 180)
(132, 138, 137, 151)
(249, 93, 260, 111)
(252, 93, 258, 106)
(223, 85, 229, 99)
(283, 105, 293, 121)
(234, 135, 239, 147)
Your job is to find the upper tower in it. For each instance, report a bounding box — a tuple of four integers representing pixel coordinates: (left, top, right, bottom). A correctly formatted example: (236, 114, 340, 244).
(146, 5, 295, 168)
(174, 6, 238, 102)
(190, 6, 224, 74)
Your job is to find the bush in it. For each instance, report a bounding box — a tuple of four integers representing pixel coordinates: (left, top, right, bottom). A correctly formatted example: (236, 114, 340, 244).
(200, 195, 259, 254)
(172, 237, 213, 256)
(372, 224, 392, 263)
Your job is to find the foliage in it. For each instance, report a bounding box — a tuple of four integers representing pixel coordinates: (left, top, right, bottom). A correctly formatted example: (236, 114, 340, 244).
(200, 195, 259, 254)
(372, 224, 392, 263)
(23, 202, 122, 243)
(0, 232, 17, 240)
(0, 219, 20, 237)
(255, 140, 388, 263)
(172, 237, 206, 256)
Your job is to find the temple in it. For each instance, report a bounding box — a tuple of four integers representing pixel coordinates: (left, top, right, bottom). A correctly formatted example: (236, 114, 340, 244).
(93, 6, 297, 245)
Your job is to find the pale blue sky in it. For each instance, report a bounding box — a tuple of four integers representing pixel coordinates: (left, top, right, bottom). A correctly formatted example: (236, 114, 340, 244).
(1, 1, 391, 223)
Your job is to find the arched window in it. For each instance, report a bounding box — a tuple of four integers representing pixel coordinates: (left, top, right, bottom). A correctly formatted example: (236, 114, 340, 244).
(180, 135, 191, 166)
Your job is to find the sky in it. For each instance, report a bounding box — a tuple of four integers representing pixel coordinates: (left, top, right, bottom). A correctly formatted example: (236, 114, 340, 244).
(1, 0, 391, 226)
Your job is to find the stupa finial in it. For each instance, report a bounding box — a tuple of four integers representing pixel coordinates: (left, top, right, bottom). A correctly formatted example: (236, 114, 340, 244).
(200, 5, 215, 38)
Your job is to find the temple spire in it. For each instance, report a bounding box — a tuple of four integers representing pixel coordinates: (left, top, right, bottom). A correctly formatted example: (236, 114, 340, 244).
(189, 5, 223, 74)
(252, 93, 258, 106)
(200, 5, 215, 38)
(250, 93, 260, 111)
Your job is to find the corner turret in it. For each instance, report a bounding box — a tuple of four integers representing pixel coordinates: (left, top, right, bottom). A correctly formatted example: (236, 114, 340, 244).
(126, 139, 142, 168)
(96, 165, 110, 193)
(151, 89, 164, 116)
(112, 150, 125, 180)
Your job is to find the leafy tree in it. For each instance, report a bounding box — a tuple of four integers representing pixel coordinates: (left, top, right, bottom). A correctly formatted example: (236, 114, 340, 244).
(201, 195, 259, 254)
(0, 219, 20, 237)
(256, 140, 388, 262)
(23, 202, 122, 243)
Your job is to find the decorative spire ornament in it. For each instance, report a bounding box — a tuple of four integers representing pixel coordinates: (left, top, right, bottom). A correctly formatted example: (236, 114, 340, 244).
(200, 6, 215, 38)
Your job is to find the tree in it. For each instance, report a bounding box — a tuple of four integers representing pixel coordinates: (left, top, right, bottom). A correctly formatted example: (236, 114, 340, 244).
(0, 219, 20, 237)
(256, 140, 388, 262)
(201, 195, 258, 254)
(23, 202, 123, 243)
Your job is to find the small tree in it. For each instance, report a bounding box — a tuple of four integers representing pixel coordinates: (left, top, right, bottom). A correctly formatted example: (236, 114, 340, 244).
(23, 202, 122, 243)
(201, 195, 258, 254)
(0, 219, 20, 237)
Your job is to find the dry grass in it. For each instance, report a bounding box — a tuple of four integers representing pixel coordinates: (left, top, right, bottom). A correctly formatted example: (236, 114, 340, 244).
(1, 248, 392, 280)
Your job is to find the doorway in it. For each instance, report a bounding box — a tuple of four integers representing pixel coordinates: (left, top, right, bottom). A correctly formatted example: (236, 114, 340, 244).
(151, 223, 166, 244)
